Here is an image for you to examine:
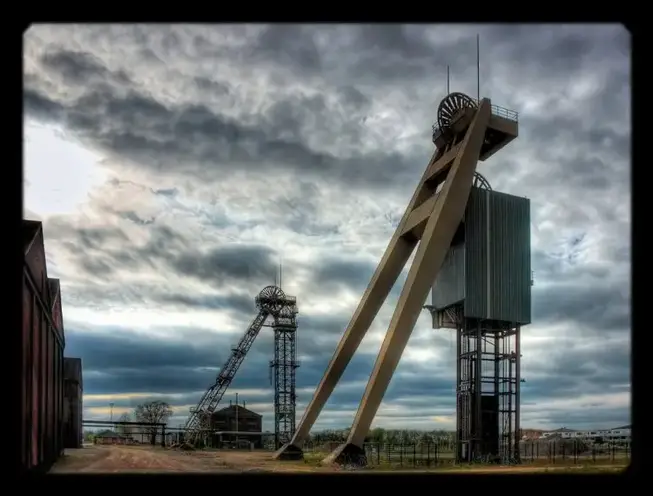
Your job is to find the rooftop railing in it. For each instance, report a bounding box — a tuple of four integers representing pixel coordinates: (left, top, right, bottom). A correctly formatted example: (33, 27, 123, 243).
(490, 102, 519, 122)
(431, 101, 518, 143)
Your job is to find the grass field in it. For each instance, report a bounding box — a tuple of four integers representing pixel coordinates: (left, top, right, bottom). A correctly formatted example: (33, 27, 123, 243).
(49, 445, 629, 474)
(303, 444, 631, 469)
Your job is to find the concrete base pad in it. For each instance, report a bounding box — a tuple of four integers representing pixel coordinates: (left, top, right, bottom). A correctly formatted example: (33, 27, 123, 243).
(272, 443, 304, 461)
(321, 443, 367, 466)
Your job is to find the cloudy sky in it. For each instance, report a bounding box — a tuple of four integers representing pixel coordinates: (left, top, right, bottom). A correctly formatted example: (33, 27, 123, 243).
(23, 24, 630, 432)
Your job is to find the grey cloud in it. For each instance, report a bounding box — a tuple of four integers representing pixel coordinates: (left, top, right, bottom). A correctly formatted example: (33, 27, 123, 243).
(533, 283, 630, 332)
(70, 322, 629, 429)
(252, 25, 322, 72)
(171, 244, 278, 286)
(25, 24, 630, 430)
(67, 325, 368, 399)
(23, 86, 64, 119)
(24, 51, 421, 194)
(156, 292, 256, 314)
(121, 211, 156, 226)
(152, 187, 179, 198)
(312, 256, 376, 294)
(40, 48, 131, 86)
(525, 407, 629, 431)
(194, 76, 230, 96)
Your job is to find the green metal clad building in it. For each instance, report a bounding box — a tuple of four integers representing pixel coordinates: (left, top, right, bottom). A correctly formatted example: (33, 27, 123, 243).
(431, 186, 532, 325)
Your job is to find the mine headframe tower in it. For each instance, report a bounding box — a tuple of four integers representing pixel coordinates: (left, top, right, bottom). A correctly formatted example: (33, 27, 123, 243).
(183, 285, 289, 446)
(274, 90, 521, 466)
(426, 169, 531, 464)
(267, 296, 300, 449)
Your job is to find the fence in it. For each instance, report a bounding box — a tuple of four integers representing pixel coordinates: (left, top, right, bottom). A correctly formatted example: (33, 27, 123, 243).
(303, 440, 631, 467)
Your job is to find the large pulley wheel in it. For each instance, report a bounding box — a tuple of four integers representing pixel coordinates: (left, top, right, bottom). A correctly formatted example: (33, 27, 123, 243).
(437, 92, 477, 137)
(473, 172, 492, 190)
(256, 285, 285, 314)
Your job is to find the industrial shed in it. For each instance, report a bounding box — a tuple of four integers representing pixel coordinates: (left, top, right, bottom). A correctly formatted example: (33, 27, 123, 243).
(63, 357, 83, 449)
(21, 220, 66, 473)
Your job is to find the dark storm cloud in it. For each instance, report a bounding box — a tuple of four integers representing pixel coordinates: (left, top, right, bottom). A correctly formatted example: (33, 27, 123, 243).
(312, 256, 376, 294)
(67, 325, 375, 403)
(25, 24, 630, 429)
(72, 320, 628, 429)
(156, 292, 256, 314)
(172, 244, 278, 285)
(534, 342, 630, 384)
(23, 86, 64, 118)
(300, 313, 352, 337)
(529, 246, 630, 333)
(23, 48, 421, 192)
(533, 283, 630, 332)
(46, 211, 373, 306)
(152, 187, 179, 198)
(193, 76, 230, 96)
(121, 211, 155, 226)
(46, 214, 279, 288)
(61, 275, 261, 316)
(23, 24, 630, 224)
(531, 407, 628, 430)
(40, 48, 131, 85)
(252, 24, 322, 72)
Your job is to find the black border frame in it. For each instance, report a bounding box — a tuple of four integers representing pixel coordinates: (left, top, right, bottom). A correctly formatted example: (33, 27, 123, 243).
(11, 19, 641, 485)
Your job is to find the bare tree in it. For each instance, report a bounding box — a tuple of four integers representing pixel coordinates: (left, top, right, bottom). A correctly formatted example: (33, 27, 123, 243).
(116, 413, 133, 438)
(133, 401, 173, 443)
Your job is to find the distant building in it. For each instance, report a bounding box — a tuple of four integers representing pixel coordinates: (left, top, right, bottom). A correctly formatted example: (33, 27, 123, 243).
(210, 403, 263, 448)
(520, 429, 544, 440)
(63, 357, 83, 448)
(130, 431, 174, 446)
(540, 425, 631, 442)
(94, 430, 134, 445)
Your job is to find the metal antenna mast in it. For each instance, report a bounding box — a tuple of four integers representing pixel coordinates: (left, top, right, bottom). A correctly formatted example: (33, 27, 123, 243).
(476, 34, 480, 102)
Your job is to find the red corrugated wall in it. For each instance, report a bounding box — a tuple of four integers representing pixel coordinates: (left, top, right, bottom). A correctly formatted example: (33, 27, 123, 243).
(21, 277, 32, 469)
(51, 279, 65, 458)
(21, 223, 66, 473)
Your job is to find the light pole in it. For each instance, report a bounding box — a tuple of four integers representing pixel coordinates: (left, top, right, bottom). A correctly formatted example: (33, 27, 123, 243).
(110, 402, 114, 422)
(235, 393, 239, 446)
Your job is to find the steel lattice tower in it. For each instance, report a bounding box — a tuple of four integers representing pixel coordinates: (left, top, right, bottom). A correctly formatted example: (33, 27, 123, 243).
(425, 168, 530, 464)
(184, 285, 287, 446)
(269, 299, 299, 449)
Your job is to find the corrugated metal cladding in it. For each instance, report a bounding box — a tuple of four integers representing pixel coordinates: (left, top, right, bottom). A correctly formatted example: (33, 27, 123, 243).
(63, 357, 84, 449)
(432, 242, 465, 309)
(431, 187, 531, 325)
(21, 220, 66, 473)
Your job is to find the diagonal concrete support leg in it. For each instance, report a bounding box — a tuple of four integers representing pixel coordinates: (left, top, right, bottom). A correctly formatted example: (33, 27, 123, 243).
(274, 237, 414, 460)
(323, 100, 492, 466)
(274, 150, 444, 461)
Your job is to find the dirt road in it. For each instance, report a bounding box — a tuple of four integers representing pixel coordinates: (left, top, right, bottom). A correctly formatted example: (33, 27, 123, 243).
(50, 445, 336, 473)
(50, 445, 237, 473)
(49, 445, 627, 474)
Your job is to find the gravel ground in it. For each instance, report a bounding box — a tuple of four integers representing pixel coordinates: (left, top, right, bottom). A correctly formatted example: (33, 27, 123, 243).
(49, 445, 333, 473)
(48, 445, 628, 474)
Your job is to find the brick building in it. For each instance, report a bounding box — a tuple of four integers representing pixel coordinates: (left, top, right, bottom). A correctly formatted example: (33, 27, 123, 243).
(210, 403, 263, 448)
